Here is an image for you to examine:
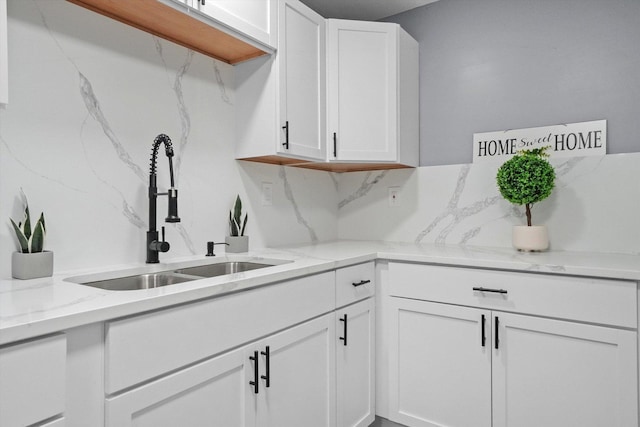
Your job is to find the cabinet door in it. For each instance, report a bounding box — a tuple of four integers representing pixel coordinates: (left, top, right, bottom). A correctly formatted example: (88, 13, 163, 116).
(277, 0, 326, 160)
(195, 0, 275, 47)
(492, 313, 638, 427)
(336, 298, 375, 427)
(106, 345, 254, 427)
(388, 298, 492, 427)
(0, 334, 66, 427)
(253, 313, 336, 427)
(327, 20, 397, 162)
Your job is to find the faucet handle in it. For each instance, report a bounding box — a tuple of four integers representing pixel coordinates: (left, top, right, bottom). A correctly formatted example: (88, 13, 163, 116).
(153, 227, 170, 253)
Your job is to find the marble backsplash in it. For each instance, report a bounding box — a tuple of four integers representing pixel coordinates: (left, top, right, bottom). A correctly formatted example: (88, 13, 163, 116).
(1, 1, 638, 279)
(0, 0, 337, 278)
(337, 153, 640, 255)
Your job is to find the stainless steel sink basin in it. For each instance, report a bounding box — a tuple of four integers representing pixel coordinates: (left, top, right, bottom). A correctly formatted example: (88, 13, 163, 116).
(81, 272, 195, 291)
(69, 260, 283, 291)
(173, 262, 272, 278)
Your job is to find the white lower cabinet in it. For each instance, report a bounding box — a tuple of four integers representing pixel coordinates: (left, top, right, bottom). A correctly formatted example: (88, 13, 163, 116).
(389, 299, 491, 427)
(388, 289, 638, 427)
(251, 313, 335, 427)
(107, 313, 334, 427)
(0, 334, 67, 427)
(493, 312, 637, 427)
(336, 298, 376, 427)
(106, 345, 253, 427)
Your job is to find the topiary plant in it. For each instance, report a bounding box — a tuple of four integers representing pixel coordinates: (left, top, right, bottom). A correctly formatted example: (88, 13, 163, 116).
(229, 195, 248, 237)
(496, 147, 556, 227)
(10, 201, 46, 253)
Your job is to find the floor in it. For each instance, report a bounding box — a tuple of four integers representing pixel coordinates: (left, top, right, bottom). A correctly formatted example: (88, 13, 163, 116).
(369, 416, 407, 427)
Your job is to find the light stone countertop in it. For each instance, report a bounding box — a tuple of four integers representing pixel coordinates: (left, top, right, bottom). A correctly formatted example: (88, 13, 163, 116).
(1, 240, 639, 345)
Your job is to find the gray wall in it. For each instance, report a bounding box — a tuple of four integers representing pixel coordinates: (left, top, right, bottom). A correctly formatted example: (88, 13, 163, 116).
(385, 0, 640, 166)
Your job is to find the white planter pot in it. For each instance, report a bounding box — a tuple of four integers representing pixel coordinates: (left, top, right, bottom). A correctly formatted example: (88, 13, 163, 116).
(225, 235, 249, 253)
(11, 251, 54, 279)
(512, 225, 549, 252)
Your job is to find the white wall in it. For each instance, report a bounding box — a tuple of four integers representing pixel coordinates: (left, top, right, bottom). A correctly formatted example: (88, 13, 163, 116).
(0, 0, 337, 278)
(338, 153, 640, 255)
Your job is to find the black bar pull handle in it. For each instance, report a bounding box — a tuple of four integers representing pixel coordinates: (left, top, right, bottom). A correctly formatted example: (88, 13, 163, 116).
(260, 346, 270, 388)
(282, 121, 289, 149)
(339, 314, 348, 346)
(352, 279, 371, 287)
(494, 316, 500, 350)
(249, 351, 259, 394)
(473, 287, 508, 294)
(481, 314, 486, 347)
(333, 132, 337, 158)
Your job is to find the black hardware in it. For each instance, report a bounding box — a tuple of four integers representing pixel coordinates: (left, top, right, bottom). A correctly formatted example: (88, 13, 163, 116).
(481, 314, 486, 347)
(206, 241, 229, 257)
(339, 314, 348, 346)
(260, 346, 270, 388)
(282, 121, 289, 149)
(201, 0, 205, 5)
(333, 132, 337, 157)
(249, 351, 259, 394)
(473, 287, 508, 294)
(147, 134, 180, 263)
(494, 316, 500, 350)
(352, 279, 371, 287)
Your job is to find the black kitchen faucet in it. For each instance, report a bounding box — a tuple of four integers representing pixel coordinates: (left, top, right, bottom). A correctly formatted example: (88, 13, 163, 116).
(146, 133, 180, 263)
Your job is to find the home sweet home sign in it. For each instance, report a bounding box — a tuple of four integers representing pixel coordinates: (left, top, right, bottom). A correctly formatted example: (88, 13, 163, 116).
(473, 120, 607, 163)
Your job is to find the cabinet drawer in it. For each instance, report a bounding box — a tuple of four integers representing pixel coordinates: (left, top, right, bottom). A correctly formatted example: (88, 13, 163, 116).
(389, 263, 637, 328)
(0, 334, 66, 427)
(106, 272, 335, 393)
(336, 262, 375, 307)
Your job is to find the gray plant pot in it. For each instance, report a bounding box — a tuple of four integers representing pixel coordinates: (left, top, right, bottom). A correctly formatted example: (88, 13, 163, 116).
(12, 251, 54, 280)
(225, 236, 249, 253)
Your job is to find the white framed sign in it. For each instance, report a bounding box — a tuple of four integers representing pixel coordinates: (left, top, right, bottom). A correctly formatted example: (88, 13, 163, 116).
(473, 120, 607, 163)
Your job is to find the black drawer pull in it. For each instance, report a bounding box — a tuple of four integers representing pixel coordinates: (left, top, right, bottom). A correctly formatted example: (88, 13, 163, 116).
(339, 314, 348, 346)
(481, 314, 486, 347)
(352, 279, 371, 287)
(495, 316, 500, 350)
(249, 351, 259, 394)
(473, 287, 507, 294)
(282, 121, 289, 149)
(260, 346, 270, 388)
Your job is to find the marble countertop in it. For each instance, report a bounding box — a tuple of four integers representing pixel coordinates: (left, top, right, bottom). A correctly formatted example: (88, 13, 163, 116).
(1, 240, 639, 345)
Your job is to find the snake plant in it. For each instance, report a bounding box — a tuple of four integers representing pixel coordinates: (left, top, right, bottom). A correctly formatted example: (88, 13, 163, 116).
(10, 203, 46, 253)
(229, 195, 248, 237)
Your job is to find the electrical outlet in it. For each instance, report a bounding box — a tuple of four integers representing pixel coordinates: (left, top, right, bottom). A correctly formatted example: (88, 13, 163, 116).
(261, 182, 273, 206)
(388, 187, 400, 207)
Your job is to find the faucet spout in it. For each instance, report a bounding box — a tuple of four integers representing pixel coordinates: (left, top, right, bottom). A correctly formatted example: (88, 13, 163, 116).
(147, 134, 180, 263)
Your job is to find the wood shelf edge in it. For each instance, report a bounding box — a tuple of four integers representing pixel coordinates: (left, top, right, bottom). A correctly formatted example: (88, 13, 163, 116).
(238, 155, 416, 173)
(66, 0, 270, 65)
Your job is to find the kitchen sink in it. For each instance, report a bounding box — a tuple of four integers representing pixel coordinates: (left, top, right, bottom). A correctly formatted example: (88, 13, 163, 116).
(82, 272, 195, 291)
(70, 260, 285, 291)
(173, 262, 272, 278)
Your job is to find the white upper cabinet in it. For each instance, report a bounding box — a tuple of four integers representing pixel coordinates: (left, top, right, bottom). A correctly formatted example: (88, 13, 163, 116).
(235, 0, 326, 163)
(192, 0, 276, 48)
(277, 0, 326, 159)
(235, 4, 419, 170)
(327, 19, 419, 167)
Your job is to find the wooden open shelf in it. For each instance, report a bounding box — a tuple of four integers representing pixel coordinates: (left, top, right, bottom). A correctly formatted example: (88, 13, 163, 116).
(67, 0, 270, 64)
(238, 155, 415, 173)
(290, 162, 414, 173)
